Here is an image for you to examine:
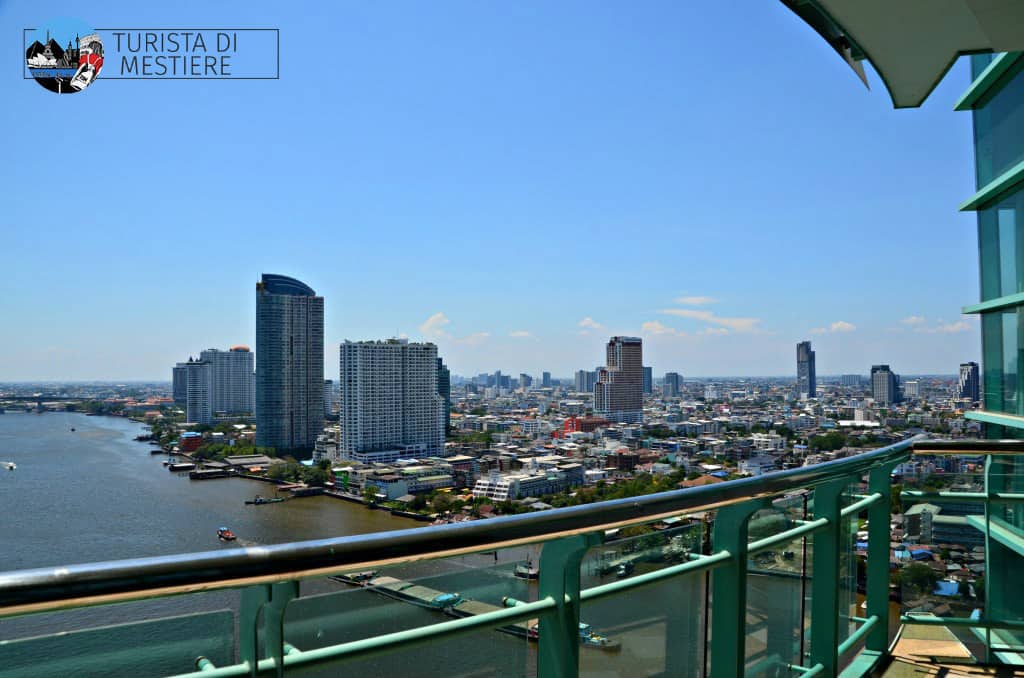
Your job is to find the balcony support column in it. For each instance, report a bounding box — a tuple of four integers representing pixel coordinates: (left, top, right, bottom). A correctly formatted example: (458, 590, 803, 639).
(709, 498, 765, 677)
(809, 479, 848, 675)
(265, 581, 299, 677)
(240, 585, 271, 677)
(866, 462, 899, 655)
(538, 532, 603, 678)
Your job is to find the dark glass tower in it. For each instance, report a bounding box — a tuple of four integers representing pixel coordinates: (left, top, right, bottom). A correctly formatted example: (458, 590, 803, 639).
(255, 274, 324, 454)
(796, 340, 816, 398)
(437, 357, 451, 432)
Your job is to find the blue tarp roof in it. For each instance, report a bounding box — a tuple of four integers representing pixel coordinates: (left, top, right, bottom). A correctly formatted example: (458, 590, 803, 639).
(710, 471, 730, 478)
(933, 581, 959, 597)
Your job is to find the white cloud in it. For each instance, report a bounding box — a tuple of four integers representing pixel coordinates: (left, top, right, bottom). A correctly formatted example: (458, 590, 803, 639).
(811, 321, 856, 334)
(419, 312, 451, 339)
(915, 320, 971, 334)
(509, 330, 531, 338)
(641, 320, 677, 335)
(455, 332, 490, 346)
(674, 296, 718, 306)
(578, 317, 603, 330)
(658, 308, 760, 333)
(698, 327, 729, 336)
(901, 315, 927, 326)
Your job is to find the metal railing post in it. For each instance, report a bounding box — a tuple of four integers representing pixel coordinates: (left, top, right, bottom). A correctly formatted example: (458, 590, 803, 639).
(809, 479, 848, 675)
(866, 462, 899, 655)
(538, 532, 603, 678)
(240, 585, 271, 677)
(709, 499, 764, 677)
(265, 581, 299, 677)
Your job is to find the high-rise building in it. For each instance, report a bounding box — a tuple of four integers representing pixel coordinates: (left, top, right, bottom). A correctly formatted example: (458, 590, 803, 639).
(574, 370, 597, 393)
(255, 274, 324, 453)
(541, 371, 551, 388)
(642, 366, 653, 395)
(594, 336, 643, 424)
(797, 341, 816, 399)
(903, 380, 921, 399)
(957, 362, 980, 403)
(871, 365, 900, 406)
(199, 346, 255, 414)
(663, 372, 683, 398)
(437, 357, 451, 431)
(840, 374, 863, 387)
(519, 373, 533, 390)
(323, 379, 339, 416)
(340, 339, 445, 462)
(172, 363, 188, 405)
(184, 358, 213, 424)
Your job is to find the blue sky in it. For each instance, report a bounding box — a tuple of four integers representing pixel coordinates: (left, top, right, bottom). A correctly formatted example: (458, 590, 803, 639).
(0, 1, 980, 380)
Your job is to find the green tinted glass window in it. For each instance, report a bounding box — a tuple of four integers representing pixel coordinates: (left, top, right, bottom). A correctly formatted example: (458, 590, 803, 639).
(973, 64, 1024, 187)
(982, 307, 1024, 416)
(978, 188, 1024, 300)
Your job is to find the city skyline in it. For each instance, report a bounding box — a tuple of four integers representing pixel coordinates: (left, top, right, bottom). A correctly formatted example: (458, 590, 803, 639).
(0, 1, 980, 381)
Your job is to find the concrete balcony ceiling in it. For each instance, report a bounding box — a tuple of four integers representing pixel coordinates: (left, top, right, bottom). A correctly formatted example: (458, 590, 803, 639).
(780, 0, 1024, 108)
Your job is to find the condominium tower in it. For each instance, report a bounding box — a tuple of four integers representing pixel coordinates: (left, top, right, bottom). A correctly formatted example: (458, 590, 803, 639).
(957, 361, 980, 404)
(199, 346, 255, 414)
(663, 372, 683, 399)
(340, 339, 445, 463)
(796, 340, 816, 399)
(183, 357, 212, 424)
(870, 365, 900, 406)
(594, 336, 643, 424)
(255, 274, 324, 453)
(437, 357, 451, 431)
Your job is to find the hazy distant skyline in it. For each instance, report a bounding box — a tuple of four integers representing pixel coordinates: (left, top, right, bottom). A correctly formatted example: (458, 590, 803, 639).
(0, 1, 979, 380)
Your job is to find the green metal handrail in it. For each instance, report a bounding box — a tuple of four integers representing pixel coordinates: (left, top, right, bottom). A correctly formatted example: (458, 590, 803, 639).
(2, 436, 1023, 677)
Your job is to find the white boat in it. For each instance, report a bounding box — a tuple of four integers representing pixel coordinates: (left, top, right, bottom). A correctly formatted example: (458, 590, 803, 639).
(5, 462, 16, 471)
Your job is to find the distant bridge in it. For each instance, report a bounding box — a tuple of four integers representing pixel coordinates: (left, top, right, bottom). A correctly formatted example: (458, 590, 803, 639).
(0, 395, 92, 409)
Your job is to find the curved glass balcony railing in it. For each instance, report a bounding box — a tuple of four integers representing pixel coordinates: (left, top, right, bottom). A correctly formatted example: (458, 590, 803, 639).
(1, 437, 1023, 677)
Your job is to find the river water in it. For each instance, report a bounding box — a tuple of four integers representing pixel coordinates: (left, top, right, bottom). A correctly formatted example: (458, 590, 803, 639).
(0, 412, 820, 677)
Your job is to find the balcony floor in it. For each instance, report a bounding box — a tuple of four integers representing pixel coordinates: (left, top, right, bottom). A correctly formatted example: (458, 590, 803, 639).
(881, 624, 1022, 676)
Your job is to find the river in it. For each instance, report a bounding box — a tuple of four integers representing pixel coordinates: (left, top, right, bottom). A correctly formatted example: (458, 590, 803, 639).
(0, 412, 831, 677)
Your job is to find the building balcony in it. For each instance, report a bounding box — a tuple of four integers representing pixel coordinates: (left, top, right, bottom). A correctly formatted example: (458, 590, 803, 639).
(1, 438, 1023, 676)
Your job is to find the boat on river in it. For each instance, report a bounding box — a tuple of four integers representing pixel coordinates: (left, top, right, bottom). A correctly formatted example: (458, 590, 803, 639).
(5, 462, 16, 471)
(217, 527, 237, 541)
(245, 495, 286, 505)
(513, 558, 539, 580)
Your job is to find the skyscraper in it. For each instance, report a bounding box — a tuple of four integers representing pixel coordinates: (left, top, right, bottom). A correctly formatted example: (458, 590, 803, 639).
(574, 370, 597, 393)
(184, 358, 212, 424)
(437, 357, 451, 431)
(200, 346, 255, 414)
(957, 362, 980, 404)
(594, 336, 643, 424)
(541, 371, 551, 388)
(323, 379, 339, 416)
(519, 373, 533, 390)
(340, 339, 445, 463)
(796, 341, 816, 399)
(255, 274, 324, 453)
(663, 372, 683, 398)
(642, 366, 653, 395)
(871, 365, 899, 406)
(172, 363, 188, 405)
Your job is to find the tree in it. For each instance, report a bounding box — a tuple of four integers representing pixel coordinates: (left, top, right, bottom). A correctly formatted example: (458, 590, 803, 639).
(890, 484, 903, 514)
(363, 484, 380, 503)
(903, 562, 940, 594)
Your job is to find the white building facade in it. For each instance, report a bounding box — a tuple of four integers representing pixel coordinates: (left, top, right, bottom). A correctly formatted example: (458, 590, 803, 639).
(339, 339, 446, 460)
